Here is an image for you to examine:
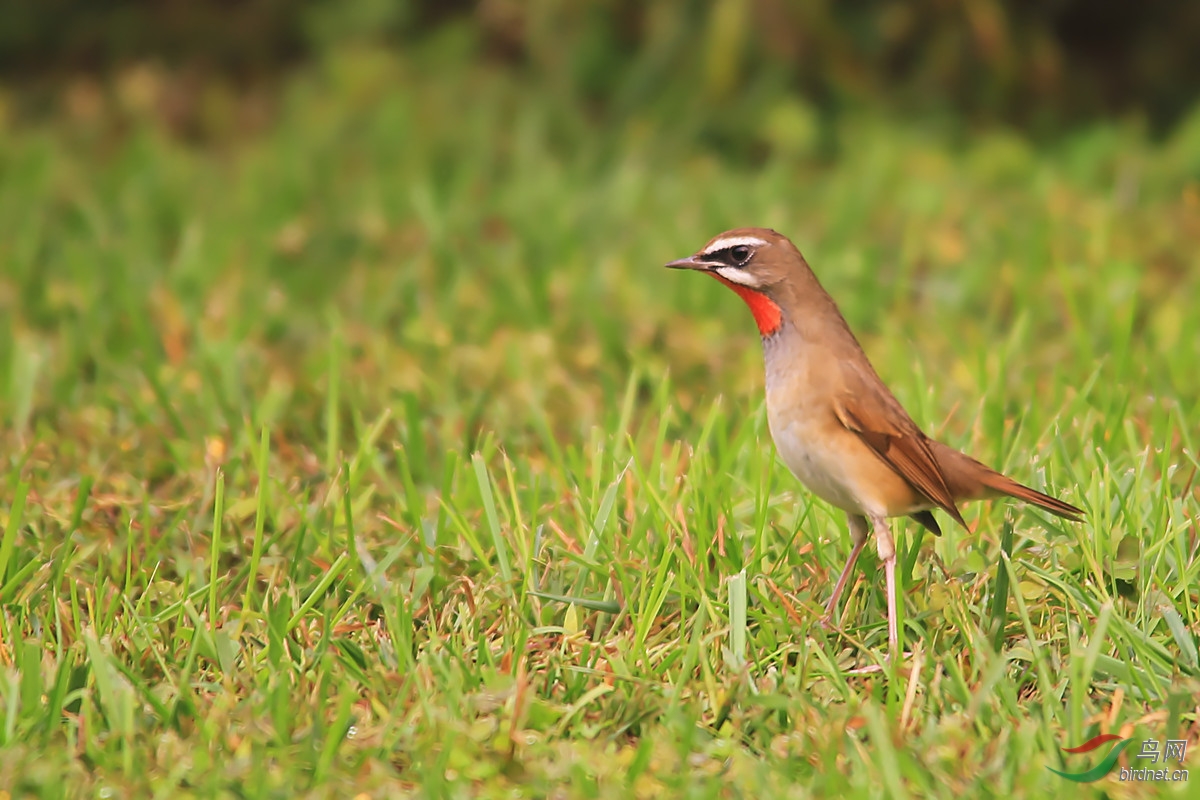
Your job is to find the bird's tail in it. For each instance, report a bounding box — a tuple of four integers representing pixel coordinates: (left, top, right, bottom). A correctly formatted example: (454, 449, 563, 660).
(929, 440, 1083, 521)
(976, 470, 1084, 520)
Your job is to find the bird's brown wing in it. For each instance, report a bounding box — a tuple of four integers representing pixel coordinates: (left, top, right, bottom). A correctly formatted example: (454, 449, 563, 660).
(833, 363, 968, 529)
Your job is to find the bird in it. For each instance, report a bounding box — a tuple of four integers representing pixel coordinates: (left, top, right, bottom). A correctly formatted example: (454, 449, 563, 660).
(665, 227, 1083, 660)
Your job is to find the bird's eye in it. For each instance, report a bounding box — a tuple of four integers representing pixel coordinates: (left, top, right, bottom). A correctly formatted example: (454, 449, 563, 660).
(731, 245, 752, 264)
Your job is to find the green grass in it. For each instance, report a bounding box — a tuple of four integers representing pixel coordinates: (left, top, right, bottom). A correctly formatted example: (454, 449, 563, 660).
(1, 50, 1199, 797)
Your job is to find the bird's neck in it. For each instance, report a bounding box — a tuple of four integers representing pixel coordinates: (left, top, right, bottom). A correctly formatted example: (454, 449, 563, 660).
(760, 269, 865, 357)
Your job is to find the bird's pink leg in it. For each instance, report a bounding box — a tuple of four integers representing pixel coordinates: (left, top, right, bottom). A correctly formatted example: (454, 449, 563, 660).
(820, 514, 869, 628)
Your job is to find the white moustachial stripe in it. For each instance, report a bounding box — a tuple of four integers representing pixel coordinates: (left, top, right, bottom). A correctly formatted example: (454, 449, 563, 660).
(714, 266, 762, 287)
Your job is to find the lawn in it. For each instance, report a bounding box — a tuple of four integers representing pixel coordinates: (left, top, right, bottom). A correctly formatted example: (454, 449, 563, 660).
(1, 50, 1198, 798)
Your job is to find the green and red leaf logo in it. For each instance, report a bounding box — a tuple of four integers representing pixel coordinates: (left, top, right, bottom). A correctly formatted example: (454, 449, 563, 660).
(1048, 734, 1133, 782)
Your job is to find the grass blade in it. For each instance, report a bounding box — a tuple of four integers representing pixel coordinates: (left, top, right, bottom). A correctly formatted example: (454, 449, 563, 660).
(0, 481, 28, 585)
(472, 452, 512, 584)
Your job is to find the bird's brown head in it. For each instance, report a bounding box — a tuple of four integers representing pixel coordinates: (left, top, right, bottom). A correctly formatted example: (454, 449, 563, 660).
(665, 227, 804, 337)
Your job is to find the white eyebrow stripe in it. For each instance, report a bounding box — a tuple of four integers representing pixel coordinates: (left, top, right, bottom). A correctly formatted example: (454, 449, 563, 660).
(714, 266, 762, 287)
(701, 235, 767, 256)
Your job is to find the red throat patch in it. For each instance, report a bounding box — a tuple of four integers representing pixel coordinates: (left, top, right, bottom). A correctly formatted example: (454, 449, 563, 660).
(711, 274, 782, 337)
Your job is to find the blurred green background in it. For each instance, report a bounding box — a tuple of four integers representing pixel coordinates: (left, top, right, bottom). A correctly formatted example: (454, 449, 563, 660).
(3, 0, 1199, 449)
(6, 0, 1200, 138)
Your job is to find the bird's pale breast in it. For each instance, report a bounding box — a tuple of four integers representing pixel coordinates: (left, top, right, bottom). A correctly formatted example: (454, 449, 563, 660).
(763, 338, 924, 518)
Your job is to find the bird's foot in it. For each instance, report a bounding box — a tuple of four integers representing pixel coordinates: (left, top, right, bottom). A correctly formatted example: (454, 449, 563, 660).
(843, 664, 886, 676)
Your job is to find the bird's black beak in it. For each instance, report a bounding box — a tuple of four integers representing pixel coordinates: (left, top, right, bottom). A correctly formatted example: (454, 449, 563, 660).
(664, 254, 715, 271)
